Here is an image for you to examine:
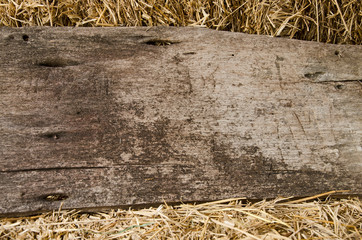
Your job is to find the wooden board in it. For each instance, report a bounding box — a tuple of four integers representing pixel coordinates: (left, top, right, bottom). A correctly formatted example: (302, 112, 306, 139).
(0, 27, 361, 216)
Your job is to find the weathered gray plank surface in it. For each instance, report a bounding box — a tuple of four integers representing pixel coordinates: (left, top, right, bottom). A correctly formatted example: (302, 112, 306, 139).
(0, 27, 361, 216)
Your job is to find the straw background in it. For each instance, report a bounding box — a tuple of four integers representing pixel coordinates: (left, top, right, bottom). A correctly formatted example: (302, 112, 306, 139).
(0, 0, 361, 44)
(1, 192, 362, 239)
(0, 1, 361, 239)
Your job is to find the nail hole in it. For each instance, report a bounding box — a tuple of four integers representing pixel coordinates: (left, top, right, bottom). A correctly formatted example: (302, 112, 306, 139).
(22, 34, 29, 41)
(335, 84, 343, 89)
(334, 50, 340, 56)
(43, 194, 69, 201)
(39, 61, 66, 68)
(145, 39, 179, 46)
(41, 132, 61, 140)
(304, 71, 325, 79)
(231, 54, 235, 56)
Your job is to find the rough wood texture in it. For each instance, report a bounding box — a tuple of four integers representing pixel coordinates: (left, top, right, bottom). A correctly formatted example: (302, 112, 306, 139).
(0, 27, 361, 216)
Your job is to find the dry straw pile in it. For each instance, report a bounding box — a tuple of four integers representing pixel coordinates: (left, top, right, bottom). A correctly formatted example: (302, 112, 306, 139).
(0, 0, 361, 44)
(1, 192, 361, 239)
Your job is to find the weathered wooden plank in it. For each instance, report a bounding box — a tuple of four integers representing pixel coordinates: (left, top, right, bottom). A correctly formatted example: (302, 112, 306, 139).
(0, 27, 361, 215)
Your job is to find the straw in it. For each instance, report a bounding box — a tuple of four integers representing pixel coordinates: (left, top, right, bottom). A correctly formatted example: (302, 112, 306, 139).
(1, 192, 361, 239)
(0, 0, 360, 44)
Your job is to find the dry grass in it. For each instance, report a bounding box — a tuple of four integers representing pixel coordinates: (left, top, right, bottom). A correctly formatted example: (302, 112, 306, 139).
(0, 0, 361, 44)
(1, 192, 361, 239)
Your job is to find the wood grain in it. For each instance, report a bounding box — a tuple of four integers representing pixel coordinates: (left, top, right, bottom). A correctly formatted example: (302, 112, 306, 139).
(0, 27, 361, 216)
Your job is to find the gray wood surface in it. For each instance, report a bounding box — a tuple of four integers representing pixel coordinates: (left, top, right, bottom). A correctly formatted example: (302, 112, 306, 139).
(0, 27, 361, 216)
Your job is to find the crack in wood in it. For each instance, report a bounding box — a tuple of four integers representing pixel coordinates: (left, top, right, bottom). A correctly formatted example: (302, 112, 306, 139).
(315, 79, 362, 83)
(0, 166, 110, 173)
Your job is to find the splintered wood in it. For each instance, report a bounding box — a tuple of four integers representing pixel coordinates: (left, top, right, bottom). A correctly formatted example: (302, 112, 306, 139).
(0, 27, 361, 215)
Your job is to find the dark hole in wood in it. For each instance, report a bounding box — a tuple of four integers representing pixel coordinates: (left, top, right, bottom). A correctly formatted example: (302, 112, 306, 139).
(22, 35, 29, 41)
(304, 72, 324, 79)
(232, 54, 235, 56)
(76, 111, 81, 115)
(37, 59, 79, 68)
(43, 194, 69, 202)
(335, 50, 340, 56)
(38, 60, 68, 68)
(183, 52, 196, 55)
(145, 39, 179, 46)
(335, 84, 343, 90)
(41, 133, 61, 140)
